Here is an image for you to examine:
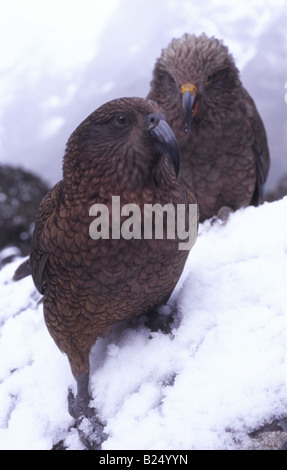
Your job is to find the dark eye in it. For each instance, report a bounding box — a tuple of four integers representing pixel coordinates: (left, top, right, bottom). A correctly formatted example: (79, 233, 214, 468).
(206, 73, 214, 85)
(114, 114, 129, 128)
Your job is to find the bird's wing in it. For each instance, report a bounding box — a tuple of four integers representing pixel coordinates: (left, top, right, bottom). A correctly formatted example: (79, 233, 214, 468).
(243, 88, 270, 205)
(179, 177, 200, 227)
(30, 180, 63, 294)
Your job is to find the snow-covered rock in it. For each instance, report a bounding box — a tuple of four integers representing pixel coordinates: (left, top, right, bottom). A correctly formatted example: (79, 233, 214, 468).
(0, 198, 286, 450)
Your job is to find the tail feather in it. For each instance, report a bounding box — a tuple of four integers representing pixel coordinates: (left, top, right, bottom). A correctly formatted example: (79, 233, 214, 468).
(13, 258, 31, 281)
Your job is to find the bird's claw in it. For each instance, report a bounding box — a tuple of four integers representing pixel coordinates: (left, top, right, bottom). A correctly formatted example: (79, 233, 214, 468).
(68, 388, 108, 450)
(76, 415, 108, 450)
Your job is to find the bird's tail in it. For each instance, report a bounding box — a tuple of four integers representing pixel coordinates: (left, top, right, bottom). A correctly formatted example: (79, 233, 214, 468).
(13, 258, 31, 281)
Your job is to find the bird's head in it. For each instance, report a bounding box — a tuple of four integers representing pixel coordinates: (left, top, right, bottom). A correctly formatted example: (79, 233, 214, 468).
(63, 97, 180, 194)
(149, 33, 241, 133)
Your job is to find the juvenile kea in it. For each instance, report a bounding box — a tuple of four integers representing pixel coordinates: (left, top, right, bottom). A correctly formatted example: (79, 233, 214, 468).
(17, 97, 197, 449)
(148, 33, 270, 222)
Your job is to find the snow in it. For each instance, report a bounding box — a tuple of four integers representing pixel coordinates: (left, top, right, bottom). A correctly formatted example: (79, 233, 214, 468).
(0, 198, 286, 450)
(0, 0, 286, 189)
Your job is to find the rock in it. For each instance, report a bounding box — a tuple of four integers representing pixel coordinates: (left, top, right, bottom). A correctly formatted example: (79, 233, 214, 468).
(0, 165, 49, 255)
(248, 418, 287, 450)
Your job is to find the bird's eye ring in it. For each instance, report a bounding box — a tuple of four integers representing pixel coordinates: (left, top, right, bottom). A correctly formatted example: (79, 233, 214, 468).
(114, 114, 129, 128)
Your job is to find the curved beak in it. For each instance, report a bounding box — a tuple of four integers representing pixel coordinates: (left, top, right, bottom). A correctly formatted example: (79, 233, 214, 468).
(181, 83, 197, 133)
(182, 91, 195, 132)
(149, 117, 180, 178)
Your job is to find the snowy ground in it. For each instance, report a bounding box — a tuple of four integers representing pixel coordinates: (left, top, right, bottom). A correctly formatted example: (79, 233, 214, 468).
(0, 0, 286, 190)
(0, 198, 286, 450)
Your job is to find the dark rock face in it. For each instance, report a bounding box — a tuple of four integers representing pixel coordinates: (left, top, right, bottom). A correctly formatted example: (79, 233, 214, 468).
(0, 165, 49, 255)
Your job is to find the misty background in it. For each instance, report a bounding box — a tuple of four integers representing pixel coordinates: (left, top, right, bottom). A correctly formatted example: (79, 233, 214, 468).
(0, 0, 286, 192)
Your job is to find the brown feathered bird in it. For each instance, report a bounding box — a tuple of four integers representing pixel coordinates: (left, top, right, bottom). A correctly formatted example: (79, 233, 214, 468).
(148, 33, 270, 222)
(15, 97, 198, 449)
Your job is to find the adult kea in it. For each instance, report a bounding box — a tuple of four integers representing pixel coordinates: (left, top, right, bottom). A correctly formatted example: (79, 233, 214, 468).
(17, 97, 198, 449)
(148, 33, 270, 221)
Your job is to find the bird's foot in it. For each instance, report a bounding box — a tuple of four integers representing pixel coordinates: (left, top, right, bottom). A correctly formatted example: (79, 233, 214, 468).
(211, 206, 234, 226)
(145, 306, 173, 334)
(68, 388, 107, 450)
(76, 414, 107, 450)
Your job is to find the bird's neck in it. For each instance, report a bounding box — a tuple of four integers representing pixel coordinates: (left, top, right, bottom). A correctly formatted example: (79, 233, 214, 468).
(62, 161, 177, 208)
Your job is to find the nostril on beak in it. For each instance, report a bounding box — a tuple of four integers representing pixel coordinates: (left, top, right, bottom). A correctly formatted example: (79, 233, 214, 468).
(148, 113, 165, 130)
